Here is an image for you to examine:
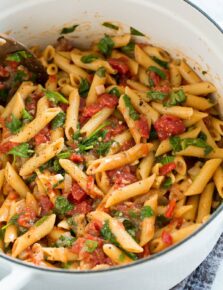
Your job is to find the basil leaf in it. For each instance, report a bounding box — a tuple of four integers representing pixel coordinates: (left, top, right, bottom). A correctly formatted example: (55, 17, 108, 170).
(97, 35, 114, 57)
(100, 220, 119, 246)
(152, 56, 169, 69)
(56, 235, 76, 248)
(109, 87, 120, 97)
(102, 22, 119, 30)
(6, 50, 32, 62)
(181, 138, 213, 155)
(96, 140, 113, 156)
(141, 206, 153, 220)
(164, 90, 186, 107)
(51, 111, 66, 129)
(120, 42, 135, 56)
(157, 155, 175, 165)
(149, 126, 158, 141)
(60, 25, 79, 34)
(26, 173, 37, 183)
(130, 27, 144, 36)
(7, 143, 34, 158)
(84, 240, 98, 253)
(57, 151, 72, 159)
(54, 196, 74, 215)
(123, 219, 137, 238)
(156, 215, 171, 228)
(163, 177, 172, 189)
(14, 70, 28, 83)
(96, 66, 106, 78)
(44, 90, 68, 104)
(147, 66, 166, 80)
(123, 94, 139, 121)
(198, 131, 207, 141)
(22, 109, 33, 121)
(169, 136, 182, 152)
(81, 54, 99, 64)
(78, 78, 90, 97)
(1, 214, 20, 231)
(6, 114, 22, 133)
(147, 91, 167, 101)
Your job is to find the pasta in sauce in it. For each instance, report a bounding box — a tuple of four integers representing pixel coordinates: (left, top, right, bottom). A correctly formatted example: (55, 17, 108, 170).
(0, 25, 222, 270)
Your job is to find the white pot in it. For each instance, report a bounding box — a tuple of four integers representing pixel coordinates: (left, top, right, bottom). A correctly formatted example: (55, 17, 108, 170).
(0, 1, 223, 289)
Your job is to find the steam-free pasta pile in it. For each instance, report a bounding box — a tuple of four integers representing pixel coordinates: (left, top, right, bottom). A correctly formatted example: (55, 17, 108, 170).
(0, 25, 222, 270)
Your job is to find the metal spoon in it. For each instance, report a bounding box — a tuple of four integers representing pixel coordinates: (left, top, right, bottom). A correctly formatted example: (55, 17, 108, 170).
(0, 33, 47, 102)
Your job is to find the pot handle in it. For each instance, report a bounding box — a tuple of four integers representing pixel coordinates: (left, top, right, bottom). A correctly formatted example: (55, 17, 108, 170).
(0, 267, 33, 290)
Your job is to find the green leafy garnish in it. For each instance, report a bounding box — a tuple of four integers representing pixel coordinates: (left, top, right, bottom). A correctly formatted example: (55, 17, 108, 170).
(156, 215, 171, 228)
(202, 71, 207, 75)
(14, 70, 28, 83)
(51, 112, 66, 129)
(1, 214, 19, 231)
(109, 87, 121, 97)
(96, 140, 113, 156)
(78, 78, 90, 97)
(130, 27, 144, 36)
(119, 252, 126, 262)
(100, 220, 119, 246)
(81, 54, 99, 64)
(57, 151, 72, 159)
(147, 66, 166, 80)
(198, 131, 207, 141)
(120, 42, 135, 56)
(157, 155, 175, 165)
(44, 90, 68, 104)
(56, 235, 76, 248)
(22, 109, 33, 121)
(169, 136, 213, 155)
(84, 240, 98, 253)
(7, 143, 34, 159)
(6, 114, 22, 134)
(128, 210, 140, 219)
(26, 173, 37, 183)
(102, 22, 119, 30)
(149, 126, 158, 141)
(60, 25, 79, 34)
(147, 91, 168, 101)
(140, 206, 154, 220)
(123, 94, 139, 121)
(152, 56, 169, 69)
(123, 219, 137, 238)
(6, 50, 32, 62)
(164, 90, 186, 107)
(35, 215, 49, 227)
(96, 67, 106, 78)
(55, 196, 74, 215)
(162, 177, 172, 189)
(97, 35, 114, 57)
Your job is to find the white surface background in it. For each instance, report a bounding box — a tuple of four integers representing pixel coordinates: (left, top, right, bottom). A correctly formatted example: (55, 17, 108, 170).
(0, 0, 222, 289)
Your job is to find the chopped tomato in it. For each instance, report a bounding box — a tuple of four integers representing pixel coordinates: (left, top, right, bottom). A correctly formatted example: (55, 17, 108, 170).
(0, 141, 19, 153)
(165, 199, 177, 218)
(108, 57, 129, 75)
(87, 176, 95, 193)
(34, 127, 50, 145)
(48, 75, 57, 83)
(39, 195, 54, 216)
(8, 191, 19, 200)
(70, 153, 84, 163)
(135, 115, 150, 139)
(17, 207, 36, 228)
(69, 181, 86, 202)
(139, 244, 150, 258)
(6, 61, 19, 70)
(104, 118, 127, 141)
(120, 139, 135, 151)
(154, 114, 185, 140)
(71, 200, 92, 215)
(161, 230, 173, 245)
(60, 103, 68, 112)
(0, 65, 9, 77)
(149, 71, 161, 86)
(107, 165, 137, 188)
(170, 217, 183, 229)
(81, 94, 118, 120)
(85, 220, 103, 237)
(159, 162, 176, 176)
(153, 84, 171, 94)
(0, 82, 5, 89)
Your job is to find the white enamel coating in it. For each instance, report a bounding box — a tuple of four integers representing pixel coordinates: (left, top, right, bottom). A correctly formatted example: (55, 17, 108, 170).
(0, 0, 223, 289)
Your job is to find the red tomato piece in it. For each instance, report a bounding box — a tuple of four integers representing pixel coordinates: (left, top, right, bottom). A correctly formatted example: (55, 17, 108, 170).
(107, 165, 137, 188)
(159, 162, 176, 176)
(153, 84, 171, 94)
(48, 75, 57, 83)
(135, 115, 150, 139)
(60, 103, 68, 112)
(85, 220, 103, 237)
(34, 127, 50, 145)
(6, 61, 19, 70)
(104, 118, 127, 141)
(0, 141, 19, 153)
(86, 176, 95, 193)
(161, 230, 173, 245)
(154, 114, 185, 140)
(69, 181, 87, 202)
(149, 71, 161, 86)
(73, 200, 92, 214)
(165, 199, 177, 218)
(69, 153, 84, 163)
(98, 93, 118, 108)
(108, 57, 129, 75)
(0, 65, 9, 77)
(39, 195, 54, 216)
(82, 104, 101, 119)
(17, 207, 36, 228)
